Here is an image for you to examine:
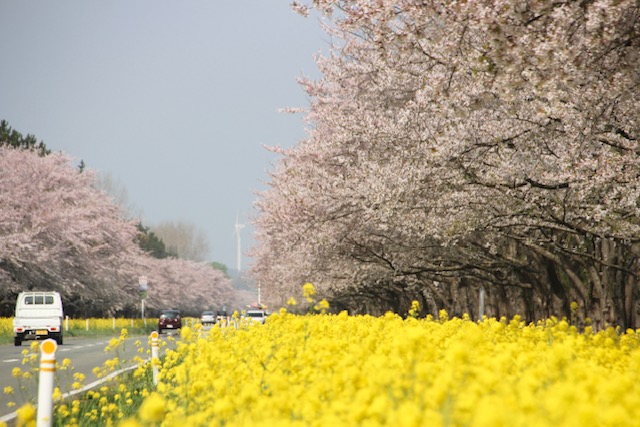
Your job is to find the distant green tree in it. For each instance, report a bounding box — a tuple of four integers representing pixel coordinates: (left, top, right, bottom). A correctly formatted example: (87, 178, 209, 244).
(136, 223, 170, 259)
(0, 120, 50, 156)
(211, 261, 229, 278)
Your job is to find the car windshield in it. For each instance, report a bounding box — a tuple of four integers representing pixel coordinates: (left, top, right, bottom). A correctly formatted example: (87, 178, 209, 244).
(202, 311, 214, 316)
(161, 311, 179, 319)
(247, 311, 265, 318)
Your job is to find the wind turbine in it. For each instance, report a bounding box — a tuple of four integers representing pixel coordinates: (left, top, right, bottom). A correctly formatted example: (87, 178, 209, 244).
(234, 215, 245, 273)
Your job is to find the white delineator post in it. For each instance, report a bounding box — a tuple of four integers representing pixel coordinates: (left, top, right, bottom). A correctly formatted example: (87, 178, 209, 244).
(150, 331, 159, 386)
(37, 339, 57, 427)
(139, 276, 148, 328)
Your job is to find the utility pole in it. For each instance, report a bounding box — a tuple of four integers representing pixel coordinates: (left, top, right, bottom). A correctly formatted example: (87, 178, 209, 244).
(234, 216, 245, 272)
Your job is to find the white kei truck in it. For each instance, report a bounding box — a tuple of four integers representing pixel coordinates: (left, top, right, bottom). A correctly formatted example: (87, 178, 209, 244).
(12, 291, 64, 346)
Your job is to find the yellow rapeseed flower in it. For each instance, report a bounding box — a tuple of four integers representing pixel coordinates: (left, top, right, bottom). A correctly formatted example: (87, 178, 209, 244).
(117, 418, 142, 427)
(302, 282, 316, 299)
(105, 337, 120, 352)
(408, 300, 421, 318)
(180, 326, 193, 342)
(138, 392, 165, 423)
(16, 403, 35, 427)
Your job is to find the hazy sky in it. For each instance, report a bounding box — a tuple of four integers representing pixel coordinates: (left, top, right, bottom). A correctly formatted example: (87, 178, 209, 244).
(0, 1, 327, 271)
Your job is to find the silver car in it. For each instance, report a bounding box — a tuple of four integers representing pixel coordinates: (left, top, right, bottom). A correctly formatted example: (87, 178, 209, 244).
(200, 310, 216, 325)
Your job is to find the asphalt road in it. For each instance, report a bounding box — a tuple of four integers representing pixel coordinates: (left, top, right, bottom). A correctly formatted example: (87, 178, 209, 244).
(0, 331, 180, 421)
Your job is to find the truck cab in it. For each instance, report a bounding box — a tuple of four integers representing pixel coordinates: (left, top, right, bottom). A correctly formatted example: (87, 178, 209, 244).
(13, 291, 64, 346)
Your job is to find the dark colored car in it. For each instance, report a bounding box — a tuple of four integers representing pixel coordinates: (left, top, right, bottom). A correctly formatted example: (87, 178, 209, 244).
(158, 309, 181, 334)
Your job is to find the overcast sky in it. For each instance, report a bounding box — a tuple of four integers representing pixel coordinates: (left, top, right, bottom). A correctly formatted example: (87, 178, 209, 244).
(0, 1, 327, 271)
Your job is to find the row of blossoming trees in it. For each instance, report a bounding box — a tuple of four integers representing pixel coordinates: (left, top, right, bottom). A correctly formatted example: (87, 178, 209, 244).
(252, 0, 640, 329)
(0, 145, 236, 317)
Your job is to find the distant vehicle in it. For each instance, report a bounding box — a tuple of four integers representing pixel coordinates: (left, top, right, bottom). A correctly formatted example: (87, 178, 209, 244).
(200, 310, 215, 325)
(216, 309, 229, 323)
(158, 309, 182, 334)
(244, 309, 267, 325)
(13, 291, 64, 346)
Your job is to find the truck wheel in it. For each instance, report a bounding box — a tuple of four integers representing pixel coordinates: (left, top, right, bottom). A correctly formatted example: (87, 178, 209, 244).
(14, 337, 21, 346)
(55, 333, 63, 345)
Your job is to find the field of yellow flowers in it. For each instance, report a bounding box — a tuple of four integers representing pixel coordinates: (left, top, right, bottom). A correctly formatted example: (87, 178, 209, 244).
(5, 302, 640, 427)
(102, 308, 640, 427)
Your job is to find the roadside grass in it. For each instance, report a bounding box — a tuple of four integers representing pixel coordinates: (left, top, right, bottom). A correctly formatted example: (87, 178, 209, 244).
(53, 368, 153, 426)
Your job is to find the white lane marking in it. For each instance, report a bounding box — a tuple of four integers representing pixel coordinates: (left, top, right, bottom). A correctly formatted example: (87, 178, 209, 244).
(2, 359, 20, 363)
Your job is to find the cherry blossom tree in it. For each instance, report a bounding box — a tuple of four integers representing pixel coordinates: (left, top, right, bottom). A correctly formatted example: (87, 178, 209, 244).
(0, 147, 141, 312)
(0, 146, 235, 317)
(253, 0, 640, 327)
(138, 256, 236, 315)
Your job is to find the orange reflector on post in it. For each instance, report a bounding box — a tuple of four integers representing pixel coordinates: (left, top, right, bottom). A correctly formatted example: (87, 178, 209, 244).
(41, 339, 57, 355)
